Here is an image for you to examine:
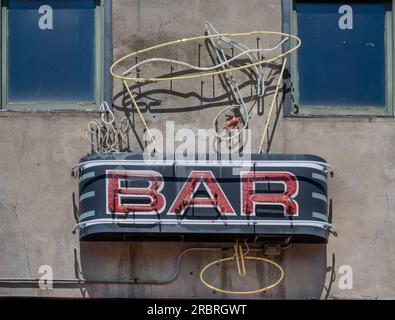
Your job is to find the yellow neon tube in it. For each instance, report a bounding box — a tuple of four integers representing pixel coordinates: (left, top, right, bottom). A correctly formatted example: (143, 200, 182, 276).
(111, 31, 301, 83)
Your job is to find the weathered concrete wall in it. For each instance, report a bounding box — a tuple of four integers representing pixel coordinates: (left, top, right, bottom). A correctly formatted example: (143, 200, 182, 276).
(0, 0, 394, 299)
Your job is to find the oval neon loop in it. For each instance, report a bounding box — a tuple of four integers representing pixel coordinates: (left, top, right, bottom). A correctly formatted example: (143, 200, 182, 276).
(110, 31, 301, 83)
(199, 256, 284, 295)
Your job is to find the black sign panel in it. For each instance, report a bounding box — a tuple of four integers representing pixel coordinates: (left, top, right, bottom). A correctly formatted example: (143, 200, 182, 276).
(76, 153, 333, 243)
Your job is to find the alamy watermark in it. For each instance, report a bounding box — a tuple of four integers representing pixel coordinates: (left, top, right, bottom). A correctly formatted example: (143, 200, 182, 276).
(338, 265, 353, 290)
(38, 265, 53, 290)
(142, 121, 252, 162)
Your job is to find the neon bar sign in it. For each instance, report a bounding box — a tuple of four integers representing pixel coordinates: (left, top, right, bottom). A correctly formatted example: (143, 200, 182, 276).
(76, 154, 333, 243)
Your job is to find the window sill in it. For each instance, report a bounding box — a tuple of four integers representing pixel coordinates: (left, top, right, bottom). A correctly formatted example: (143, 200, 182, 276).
(285, 105, 392, 118)
(284, 113, 395, 122)
(0, 109, 103, 117)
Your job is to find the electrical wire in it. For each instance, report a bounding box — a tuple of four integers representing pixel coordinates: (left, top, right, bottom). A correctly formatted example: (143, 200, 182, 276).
(0, 247, 261, 286)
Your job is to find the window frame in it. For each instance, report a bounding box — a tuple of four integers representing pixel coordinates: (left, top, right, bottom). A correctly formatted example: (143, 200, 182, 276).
(282, 0, 394, 117)
(0, 0, 112, 111)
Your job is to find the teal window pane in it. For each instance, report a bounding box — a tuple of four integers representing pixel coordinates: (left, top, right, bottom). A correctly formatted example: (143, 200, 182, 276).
(7, 0, 96, 103)
(296, 1, 387, 108)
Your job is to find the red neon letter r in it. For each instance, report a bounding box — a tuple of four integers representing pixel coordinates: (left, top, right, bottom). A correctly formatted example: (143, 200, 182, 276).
(241, 171, 298, 216)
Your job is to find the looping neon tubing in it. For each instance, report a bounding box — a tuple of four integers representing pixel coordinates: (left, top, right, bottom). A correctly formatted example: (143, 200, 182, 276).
(110, 31, 301, 83)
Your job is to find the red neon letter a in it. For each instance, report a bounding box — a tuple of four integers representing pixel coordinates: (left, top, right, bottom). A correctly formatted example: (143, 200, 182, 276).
(168, 171, 235, 216)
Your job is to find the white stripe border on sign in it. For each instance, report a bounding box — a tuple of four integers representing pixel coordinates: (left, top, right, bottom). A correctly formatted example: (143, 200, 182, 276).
(73, 218, 334, 232)
(78, 159, 333, 171)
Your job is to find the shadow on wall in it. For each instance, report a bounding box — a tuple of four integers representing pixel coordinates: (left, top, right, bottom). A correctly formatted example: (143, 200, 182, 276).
(77, 242, 330, 299)
(110, 37, 286, 153)
(111, 68, 284, 154)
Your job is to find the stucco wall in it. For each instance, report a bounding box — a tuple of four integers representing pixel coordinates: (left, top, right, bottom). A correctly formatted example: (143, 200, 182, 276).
(0, 0, 394, 299)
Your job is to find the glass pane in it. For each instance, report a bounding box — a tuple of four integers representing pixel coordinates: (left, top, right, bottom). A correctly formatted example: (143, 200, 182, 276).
(296, 2, 386, 108)
(7, 0, 96, 103)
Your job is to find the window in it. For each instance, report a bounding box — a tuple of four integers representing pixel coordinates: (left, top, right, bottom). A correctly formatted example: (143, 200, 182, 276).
(1, 0, 112, 110)
(283, 0, 393, 116)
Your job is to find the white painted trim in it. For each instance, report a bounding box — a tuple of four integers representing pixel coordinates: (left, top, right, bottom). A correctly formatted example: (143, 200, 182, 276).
(312, 192, 327, 202)
(80, 191, 95, 201)
(74, 218, 334, 232)
(78, 159, 333, 171)
(312, 172, 327, 183)
(312, 212, 328, 222)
